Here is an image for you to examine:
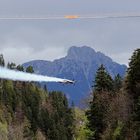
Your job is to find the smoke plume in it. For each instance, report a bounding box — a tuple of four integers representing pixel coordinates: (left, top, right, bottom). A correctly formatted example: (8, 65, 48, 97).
(0, 67, 68, 82)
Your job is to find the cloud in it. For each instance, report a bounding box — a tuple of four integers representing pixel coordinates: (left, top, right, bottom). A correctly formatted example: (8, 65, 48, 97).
(0, 39, 67, 64)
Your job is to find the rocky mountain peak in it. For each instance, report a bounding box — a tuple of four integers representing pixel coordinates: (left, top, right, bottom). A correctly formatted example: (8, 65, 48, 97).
(67, 46, 96, 61)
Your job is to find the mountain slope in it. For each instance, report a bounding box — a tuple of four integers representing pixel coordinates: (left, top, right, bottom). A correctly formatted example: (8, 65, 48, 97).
(23, 46, 127, 105)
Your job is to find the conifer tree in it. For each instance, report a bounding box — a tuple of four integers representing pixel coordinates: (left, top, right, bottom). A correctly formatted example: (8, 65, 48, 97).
(0, 54, 5, 66)
(43, 85, 48, 92)
(126, 49, 140, 98)
(26, 66, 34, 73)
(126, 49, 140, 138)
(7, 62, 16, 69)
(86, 64, 113, 140)
(16, 65, 24, 71)
(94, 64, 113, 92)
(114, 74, 122, 92)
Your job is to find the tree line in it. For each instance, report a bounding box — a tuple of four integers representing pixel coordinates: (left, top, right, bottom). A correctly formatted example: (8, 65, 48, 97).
(0, 54, 75, 140)
(86, 49, 140, 140)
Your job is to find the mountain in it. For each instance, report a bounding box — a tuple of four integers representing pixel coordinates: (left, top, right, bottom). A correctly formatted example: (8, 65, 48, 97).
(23, 46, 127, 105)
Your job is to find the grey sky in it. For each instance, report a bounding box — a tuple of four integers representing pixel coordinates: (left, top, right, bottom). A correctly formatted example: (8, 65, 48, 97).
(0, 0, 140, 65)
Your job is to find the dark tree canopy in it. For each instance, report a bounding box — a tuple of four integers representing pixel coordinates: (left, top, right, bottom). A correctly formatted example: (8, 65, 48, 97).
(16, 65, 24, 71)
(94, 64, 113, 92)
(126, 48, 140, 98)
(0, 54, 5, 66)
(7, 62, 16, 69)
(0, 55, 75, 140)
(114, 74, 122, 92)
(86, 65, 114, 140)
(126, 49, 140, 138)
(26, 66, 34, 73)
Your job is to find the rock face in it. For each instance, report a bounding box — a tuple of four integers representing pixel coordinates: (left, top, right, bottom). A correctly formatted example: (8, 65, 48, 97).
(23, 46, 127, 105)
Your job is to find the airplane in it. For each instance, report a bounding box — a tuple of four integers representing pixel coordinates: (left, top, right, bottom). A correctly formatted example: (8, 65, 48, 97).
(59, 79, 75, 84)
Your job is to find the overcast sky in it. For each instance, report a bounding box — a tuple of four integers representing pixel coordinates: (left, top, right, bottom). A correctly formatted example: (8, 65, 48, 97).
(0, 0, 140, 65)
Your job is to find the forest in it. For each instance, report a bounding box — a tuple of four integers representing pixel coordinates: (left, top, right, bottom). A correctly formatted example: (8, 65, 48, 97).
(0, 48, 140, 140)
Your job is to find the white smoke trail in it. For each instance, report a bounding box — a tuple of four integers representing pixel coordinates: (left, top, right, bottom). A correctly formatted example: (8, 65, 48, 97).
(0, 67, 68, 82)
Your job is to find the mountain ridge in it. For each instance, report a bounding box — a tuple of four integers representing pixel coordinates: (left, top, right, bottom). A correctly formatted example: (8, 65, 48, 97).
(23, 46, 127, 105)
